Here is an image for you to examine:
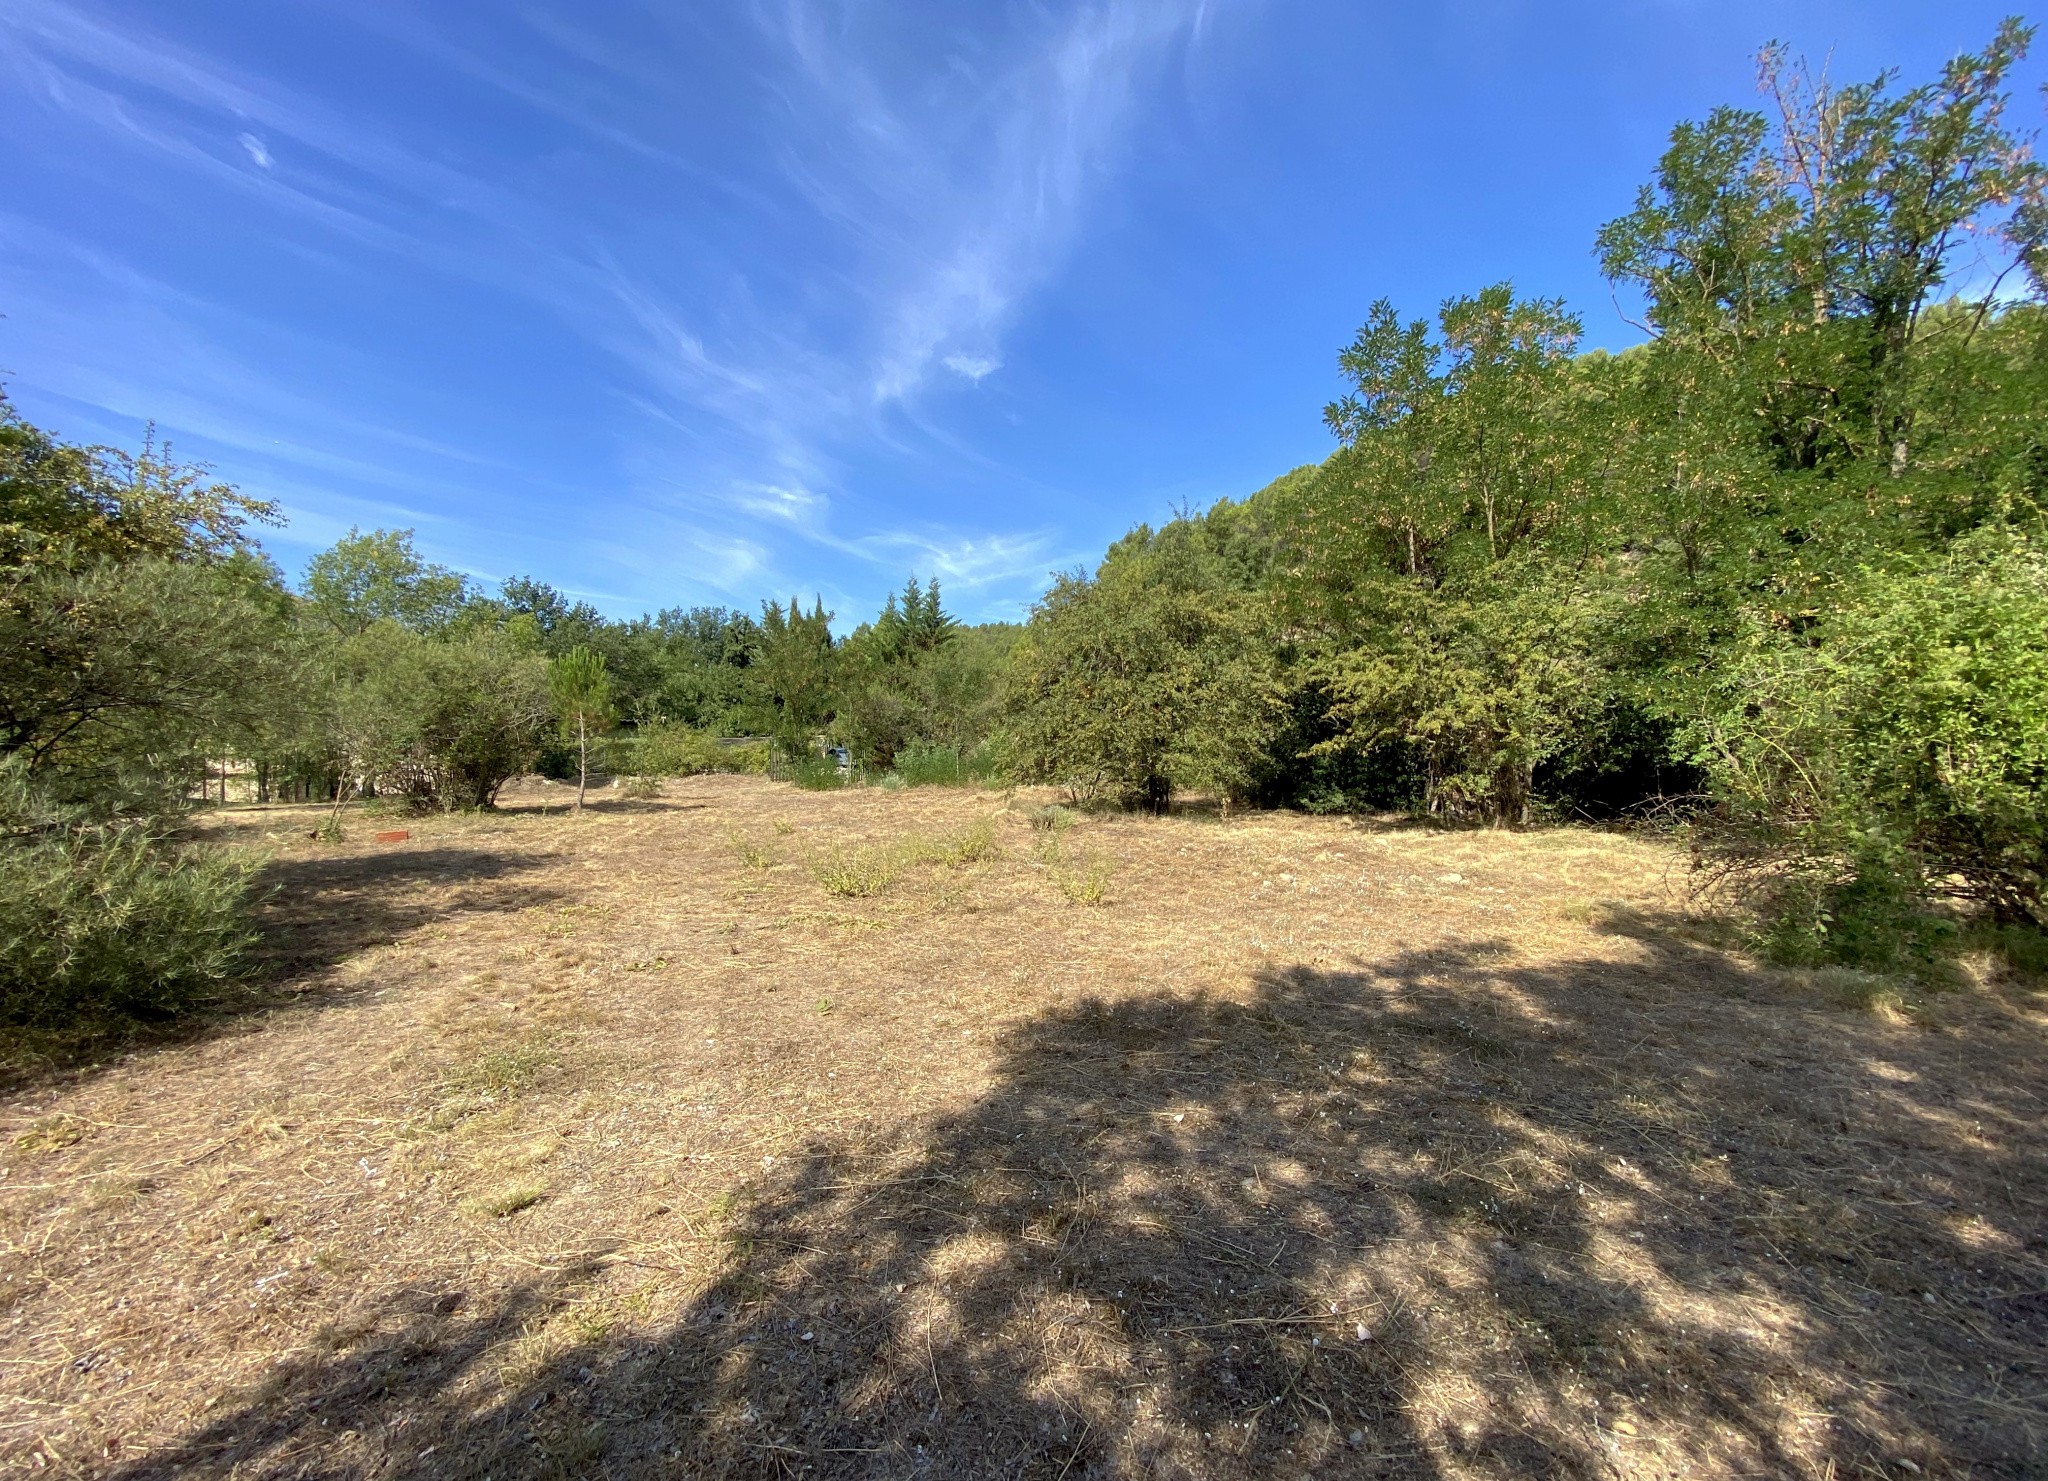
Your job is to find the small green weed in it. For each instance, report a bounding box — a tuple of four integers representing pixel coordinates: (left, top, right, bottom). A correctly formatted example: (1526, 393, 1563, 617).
(727, 829, 775, 870)
(810, 845, 898, 897)
(445, 1037, 556, 1097)
(1960, 920, 2048, 982)
(1053, 855, 1113, 906)
(1029, 804, 1077, 833)
(899, 818, 999, 867)
(467, 1181, 547, 1218)
(1803, 965, 1906, 1013)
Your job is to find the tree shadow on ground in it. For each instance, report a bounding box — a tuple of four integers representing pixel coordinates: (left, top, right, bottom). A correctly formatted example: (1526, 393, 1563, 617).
(247, 846, 567, 981)
(0, 848, 567, 1096)
(117, 925, 2048, 1479)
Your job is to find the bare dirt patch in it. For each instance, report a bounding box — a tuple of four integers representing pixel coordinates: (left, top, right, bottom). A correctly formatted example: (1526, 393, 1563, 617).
(2, 777, 2043, 1477)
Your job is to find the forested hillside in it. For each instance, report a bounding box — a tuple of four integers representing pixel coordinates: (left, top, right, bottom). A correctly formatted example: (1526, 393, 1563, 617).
(4, 23, 2046, 1025)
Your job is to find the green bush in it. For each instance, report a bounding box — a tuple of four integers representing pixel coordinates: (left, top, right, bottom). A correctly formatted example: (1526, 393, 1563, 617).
(1694, 528, 2048, 963)
(892, 741, 1002, 788)
(329, 623, 552, 810)
(782, 753, 848, 790)
(0, 820, 257, 1023)
(630, 724, 770, 777)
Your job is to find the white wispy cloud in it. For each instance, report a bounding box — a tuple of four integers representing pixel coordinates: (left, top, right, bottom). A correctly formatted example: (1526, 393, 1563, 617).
(0, 0, 1218, 618)
(756, 0, 1208, 406)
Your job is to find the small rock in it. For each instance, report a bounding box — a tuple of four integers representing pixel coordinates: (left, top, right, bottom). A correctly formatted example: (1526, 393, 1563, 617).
(1353, 1323, 1372, 1342)
(1346, 1429, 1365, 1448)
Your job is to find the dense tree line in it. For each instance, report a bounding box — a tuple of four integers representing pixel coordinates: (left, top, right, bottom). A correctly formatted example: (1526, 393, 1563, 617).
(1008, 23, 2048, 966)
(4, 23, 2045, 1022)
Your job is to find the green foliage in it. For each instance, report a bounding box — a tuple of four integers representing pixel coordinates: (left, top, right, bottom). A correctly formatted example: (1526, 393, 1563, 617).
(328, 624, 551, 810)
(1004, 517, 1277, 809)
(0, 555, 302, 813)
(302, 528, 470, 636)
(1694, 528, 2048, 941)
(809, 843, 896, 897)
(1, 399, 278, 572)
(755, 597, 836, 758)
(782, 753, 848, 791)
(832, 581, 1010, 770)
(547, 644, 615, 806)
(891, 741, 1002, 788)
(630, 724, 770, 777)
(0, 763, 256, 1023)
(548, 646, 614, 730)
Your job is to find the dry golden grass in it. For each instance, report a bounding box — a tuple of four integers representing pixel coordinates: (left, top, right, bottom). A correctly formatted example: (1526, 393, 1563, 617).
(1, 775, 2044, 1478)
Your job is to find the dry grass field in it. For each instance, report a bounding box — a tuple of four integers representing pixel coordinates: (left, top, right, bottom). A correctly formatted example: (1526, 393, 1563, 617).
(1, 776, 2044, 1479)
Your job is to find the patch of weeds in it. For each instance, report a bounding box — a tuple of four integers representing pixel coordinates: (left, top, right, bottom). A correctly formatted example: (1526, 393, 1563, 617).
(900, 818, 1000, 868)
(1029, 804, 1078, 834)
(810, 844, 897, 898)
(467, 1181, 547, 1218)
(1053, 854, 1114, 907)
(772, 819, 795, 836)
(783, 754, 848, 791)
(893, 741, 1003, 788)
(537, 1421, 607, 1474)
(617, 775, 663, 800)
(445, 1035, 557, 1098)
(12, 1114, 89, 1152)
(815, 997, 835, 1014)
(540, 902, 613, 938)
(1801, 965, 1907, 1014)
(417, 1093, 497, 1134)
(727, 829, 775, 871)
(1958, 920, 2048, 985)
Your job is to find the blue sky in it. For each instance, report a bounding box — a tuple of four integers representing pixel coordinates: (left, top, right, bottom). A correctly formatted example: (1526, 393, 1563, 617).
(1, 2, 2038, 625)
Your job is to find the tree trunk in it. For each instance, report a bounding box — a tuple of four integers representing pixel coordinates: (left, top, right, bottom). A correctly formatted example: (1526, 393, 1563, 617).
(575, 715, 588, 812)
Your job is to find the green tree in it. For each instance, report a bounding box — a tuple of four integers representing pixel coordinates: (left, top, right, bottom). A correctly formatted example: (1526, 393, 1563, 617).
(1274, 286, 1605, 821)
(302, 528, 470, 636)
(548, 644, 615, 811)
(1006, 521, 1275, 809)
(329, 625, 550, 810)
(754, 597, 835, 759)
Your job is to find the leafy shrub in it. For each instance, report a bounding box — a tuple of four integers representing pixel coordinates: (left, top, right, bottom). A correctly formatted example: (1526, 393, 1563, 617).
(1003, 521, 1277, 810)
(0, 775, 257, 1022)
(630, 724, 769, 777)
(782, 753, 848, 790)
(330, 624, 551, 810)
(892, 742, 1003, 788)
(1694, 528, 2048, 963)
